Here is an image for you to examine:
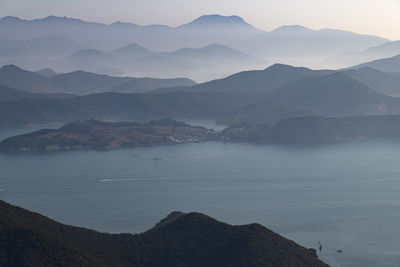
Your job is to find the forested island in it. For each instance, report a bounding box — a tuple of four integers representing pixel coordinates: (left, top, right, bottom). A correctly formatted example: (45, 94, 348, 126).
(0, 119, 215, 152)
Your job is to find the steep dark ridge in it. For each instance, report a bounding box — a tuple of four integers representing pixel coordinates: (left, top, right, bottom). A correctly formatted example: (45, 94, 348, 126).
(342, 67, 400, 96)
(191, 64, 320, 92)
(152, 64, 331, 94)
(0, 199, 328, 267)
(0, 64, 53, 93)
(220, 72, 399, 124)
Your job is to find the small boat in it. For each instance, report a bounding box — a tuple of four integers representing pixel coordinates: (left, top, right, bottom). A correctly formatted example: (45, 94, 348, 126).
(153, 157, 163, 161)
(337, 250, 343, 253)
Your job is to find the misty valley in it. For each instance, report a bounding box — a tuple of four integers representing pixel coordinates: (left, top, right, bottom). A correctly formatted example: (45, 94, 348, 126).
(1, 7, 400, 267)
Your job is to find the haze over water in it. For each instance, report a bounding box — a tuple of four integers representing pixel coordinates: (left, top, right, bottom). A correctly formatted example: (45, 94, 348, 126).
(1, 126, 400, 267)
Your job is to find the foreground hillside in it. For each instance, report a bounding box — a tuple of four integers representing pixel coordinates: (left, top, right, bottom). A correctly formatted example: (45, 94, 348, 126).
(0, 200, 328, 267)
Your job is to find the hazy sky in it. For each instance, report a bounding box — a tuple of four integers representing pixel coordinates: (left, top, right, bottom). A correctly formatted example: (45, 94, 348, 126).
(1, 0, 399, 40)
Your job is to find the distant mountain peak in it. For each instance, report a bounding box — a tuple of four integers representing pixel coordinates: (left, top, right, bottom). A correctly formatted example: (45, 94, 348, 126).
(203, 43, 229, 48)
(194, 14, 245, 23)
(265, 63, 311, 71)
(32, 15, 84, 24)
(0, 64, 24, 71)
(180, 14, 255, 29)
(109, 21, 139, 27)
(111, 43, 151, 58)
(69, 48, 112, 58)
(272, 25, 312, 33)
(0, 16, 23, 23)
(114, 43, 149, 52)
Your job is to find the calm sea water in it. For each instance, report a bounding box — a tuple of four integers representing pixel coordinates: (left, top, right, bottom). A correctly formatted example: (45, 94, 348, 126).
(1, 124, 400, 267)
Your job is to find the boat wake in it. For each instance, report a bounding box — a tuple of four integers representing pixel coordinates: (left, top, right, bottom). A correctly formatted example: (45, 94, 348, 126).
(98, 178, 163, 182)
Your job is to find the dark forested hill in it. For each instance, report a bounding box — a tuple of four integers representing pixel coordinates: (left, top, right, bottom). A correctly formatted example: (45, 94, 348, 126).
(219, 115, 400, 144)
(219, 73, 399, 124)
(0, 200, 328, 267)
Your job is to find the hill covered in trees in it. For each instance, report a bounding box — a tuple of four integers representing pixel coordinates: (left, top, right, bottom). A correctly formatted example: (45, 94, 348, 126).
(0, 200, 328, 267)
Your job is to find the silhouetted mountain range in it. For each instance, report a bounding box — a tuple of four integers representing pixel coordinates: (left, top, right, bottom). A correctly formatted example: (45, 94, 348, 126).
(246, 26, 387, 59)
(0, 14, 391, 72)
(330, 40, 400, 67)
(0, 200, 328, 266)
(0, 65, 196, 94)
(353, 54, 400, 73)
(2, 62, 400, 128)
(0, 34, 267, 80)
(0, 15, 263, 52)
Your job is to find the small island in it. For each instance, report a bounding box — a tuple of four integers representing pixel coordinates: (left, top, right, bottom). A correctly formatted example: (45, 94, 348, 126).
(0, 119, 215, 152)
(3, 114, 400, 153)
